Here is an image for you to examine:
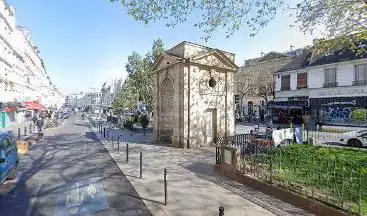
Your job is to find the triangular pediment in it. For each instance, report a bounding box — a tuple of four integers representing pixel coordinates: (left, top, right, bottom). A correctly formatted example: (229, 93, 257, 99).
(152, 53, 183, 71)
(190, 51, 238, 71)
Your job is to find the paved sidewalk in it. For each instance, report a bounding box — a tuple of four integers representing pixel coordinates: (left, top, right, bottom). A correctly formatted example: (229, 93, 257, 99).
(0, 116, 151, 216)
(0, 121, 36, 139)
(91, 122, 313, 216)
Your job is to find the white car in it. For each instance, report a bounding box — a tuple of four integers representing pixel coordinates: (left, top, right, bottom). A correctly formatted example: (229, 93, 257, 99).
(340, 130, 367, 147)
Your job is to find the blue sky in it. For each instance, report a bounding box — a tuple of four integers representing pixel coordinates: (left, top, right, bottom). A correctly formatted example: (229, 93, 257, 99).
(8, 0, 318, 95)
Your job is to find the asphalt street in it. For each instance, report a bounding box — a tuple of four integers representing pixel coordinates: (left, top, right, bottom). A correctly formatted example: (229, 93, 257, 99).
(0, 115, 151, 216)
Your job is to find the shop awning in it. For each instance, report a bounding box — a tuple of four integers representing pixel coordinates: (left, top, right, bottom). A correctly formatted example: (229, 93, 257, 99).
(267, 100, 309, 109)
(0, 102, 24, 112)
(24, 101, 46, 111)
(3, 107, 17, 112)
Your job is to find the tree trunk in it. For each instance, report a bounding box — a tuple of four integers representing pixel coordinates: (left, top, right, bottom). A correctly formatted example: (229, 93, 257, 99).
(240, 94, 245, 116)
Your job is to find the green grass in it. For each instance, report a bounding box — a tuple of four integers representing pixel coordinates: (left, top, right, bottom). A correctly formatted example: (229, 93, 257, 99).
(250, 144, 367, 215)
(285, 144, 367, 163)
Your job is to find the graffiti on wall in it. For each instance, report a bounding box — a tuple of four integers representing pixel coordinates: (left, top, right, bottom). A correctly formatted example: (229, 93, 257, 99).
(323, 107, 367, 124)
(323, 107, 352, 123)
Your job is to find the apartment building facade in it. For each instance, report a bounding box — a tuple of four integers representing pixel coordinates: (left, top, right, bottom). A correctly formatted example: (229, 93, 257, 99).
(0, 0, 63, 128)
(275, 48, 367, 127)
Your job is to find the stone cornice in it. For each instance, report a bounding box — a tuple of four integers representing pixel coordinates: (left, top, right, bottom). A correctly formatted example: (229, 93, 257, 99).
(153, 61, 182, 73)
(187, 61, 237, 72)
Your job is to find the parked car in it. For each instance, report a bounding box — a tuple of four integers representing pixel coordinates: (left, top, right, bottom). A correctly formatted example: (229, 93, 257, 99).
(0, 131, 18, 184)
(340, 130, 367, 147)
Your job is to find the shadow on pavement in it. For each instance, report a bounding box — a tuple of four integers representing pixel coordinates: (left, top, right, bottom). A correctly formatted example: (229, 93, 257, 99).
(128, 194, 163, 205)
(179, 161, 313, 216)
(0, 118, 152, 216)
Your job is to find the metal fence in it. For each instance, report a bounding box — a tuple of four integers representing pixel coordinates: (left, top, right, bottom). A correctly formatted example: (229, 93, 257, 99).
(216, 134, 366, 215)
(305, 130, 345, 145)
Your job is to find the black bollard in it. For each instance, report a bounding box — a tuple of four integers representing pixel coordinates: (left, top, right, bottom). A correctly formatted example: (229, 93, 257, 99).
(219, 207, 224, 216)
(112, 135, 114, 147)
(24, 127, 27, 136)
(117, 136, 120, 154)
(140, 152, 143, 179)
(18, 128, 21, 140)
(126, 143, 129, 163)
(117, 140, 120, 154)
(164, 168, 167, 206)
(103, 127, 106, 138)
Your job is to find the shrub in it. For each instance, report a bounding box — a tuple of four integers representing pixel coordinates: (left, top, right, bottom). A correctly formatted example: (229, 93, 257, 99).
(139, 115, 149, 129)
(351, 109, 367, 121)
(133, 115, 139, 123)
(123, 120, 134, 131)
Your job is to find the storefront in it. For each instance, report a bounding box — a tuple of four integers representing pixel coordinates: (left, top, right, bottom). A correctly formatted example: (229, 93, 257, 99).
(268, 100, 310, 125)
(0, 102, 25, 128)
(310, 97, 367, 126)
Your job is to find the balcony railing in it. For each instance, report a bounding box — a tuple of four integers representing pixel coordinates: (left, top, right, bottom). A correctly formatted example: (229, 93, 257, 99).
(280, 86, 290, 91)
(352, 80, 367, 86)
(297, 85, 307, 89)
(323, 82, 338, 88)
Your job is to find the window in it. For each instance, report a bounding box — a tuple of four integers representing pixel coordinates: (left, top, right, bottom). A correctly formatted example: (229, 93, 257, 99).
(281, 75, 290, 91)
(9, 81, 14, 91)
(234, 95, 239, 104)
(354, 64, 367, 86)
(3, 138, 14, 156)
(248, 101, 253, 115)
(297, 73, 307, 89)
(324, 68, 337, 87)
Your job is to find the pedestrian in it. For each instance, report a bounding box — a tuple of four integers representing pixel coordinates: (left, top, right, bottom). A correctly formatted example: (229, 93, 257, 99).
(32, 114, 38, 125)
(36, 117, 44, 134)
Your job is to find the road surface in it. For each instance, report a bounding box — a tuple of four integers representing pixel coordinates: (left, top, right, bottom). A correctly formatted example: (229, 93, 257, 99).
(0, 115, 151, 216)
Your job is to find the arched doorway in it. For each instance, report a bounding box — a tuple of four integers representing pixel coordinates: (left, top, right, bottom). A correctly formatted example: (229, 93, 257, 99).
(159, 78, 174, 144)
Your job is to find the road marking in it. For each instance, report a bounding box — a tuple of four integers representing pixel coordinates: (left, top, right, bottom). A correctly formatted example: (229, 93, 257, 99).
(25, 184, 42, 216)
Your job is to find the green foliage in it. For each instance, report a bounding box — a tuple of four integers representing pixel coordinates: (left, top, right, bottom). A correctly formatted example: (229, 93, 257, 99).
(351, 108, 367, 121)
(295, 1, 366, 47)
(111, 0, 366, 52)
(249, 144, 367, 214)
(123, 119, 134, 130)
(111, 0, 284, 41)
(139, 115, 149, 129)
(112, 39, 165, 111)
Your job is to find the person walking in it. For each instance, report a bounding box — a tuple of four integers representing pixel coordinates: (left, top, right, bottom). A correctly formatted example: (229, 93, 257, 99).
(36, 117, 44, 135)
(32, 114, 38, 125)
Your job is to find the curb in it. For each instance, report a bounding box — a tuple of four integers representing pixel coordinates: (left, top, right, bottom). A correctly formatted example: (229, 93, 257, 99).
(215, 164, 353, 216)
(87, 120, 154, 216)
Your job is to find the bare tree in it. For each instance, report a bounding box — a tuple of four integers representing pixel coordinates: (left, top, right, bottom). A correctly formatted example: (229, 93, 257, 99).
(254, 69, 275, 103)
(235, 53, 291, 111)
(234, 70, 255, 116)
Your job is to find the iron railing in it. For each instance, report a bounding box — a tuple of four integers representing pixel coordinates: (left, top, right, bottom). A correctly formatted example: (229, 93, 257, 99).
(323, 82, 338, 88)
(353, 80, 367, 86)
(216, 134, 366, 215)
